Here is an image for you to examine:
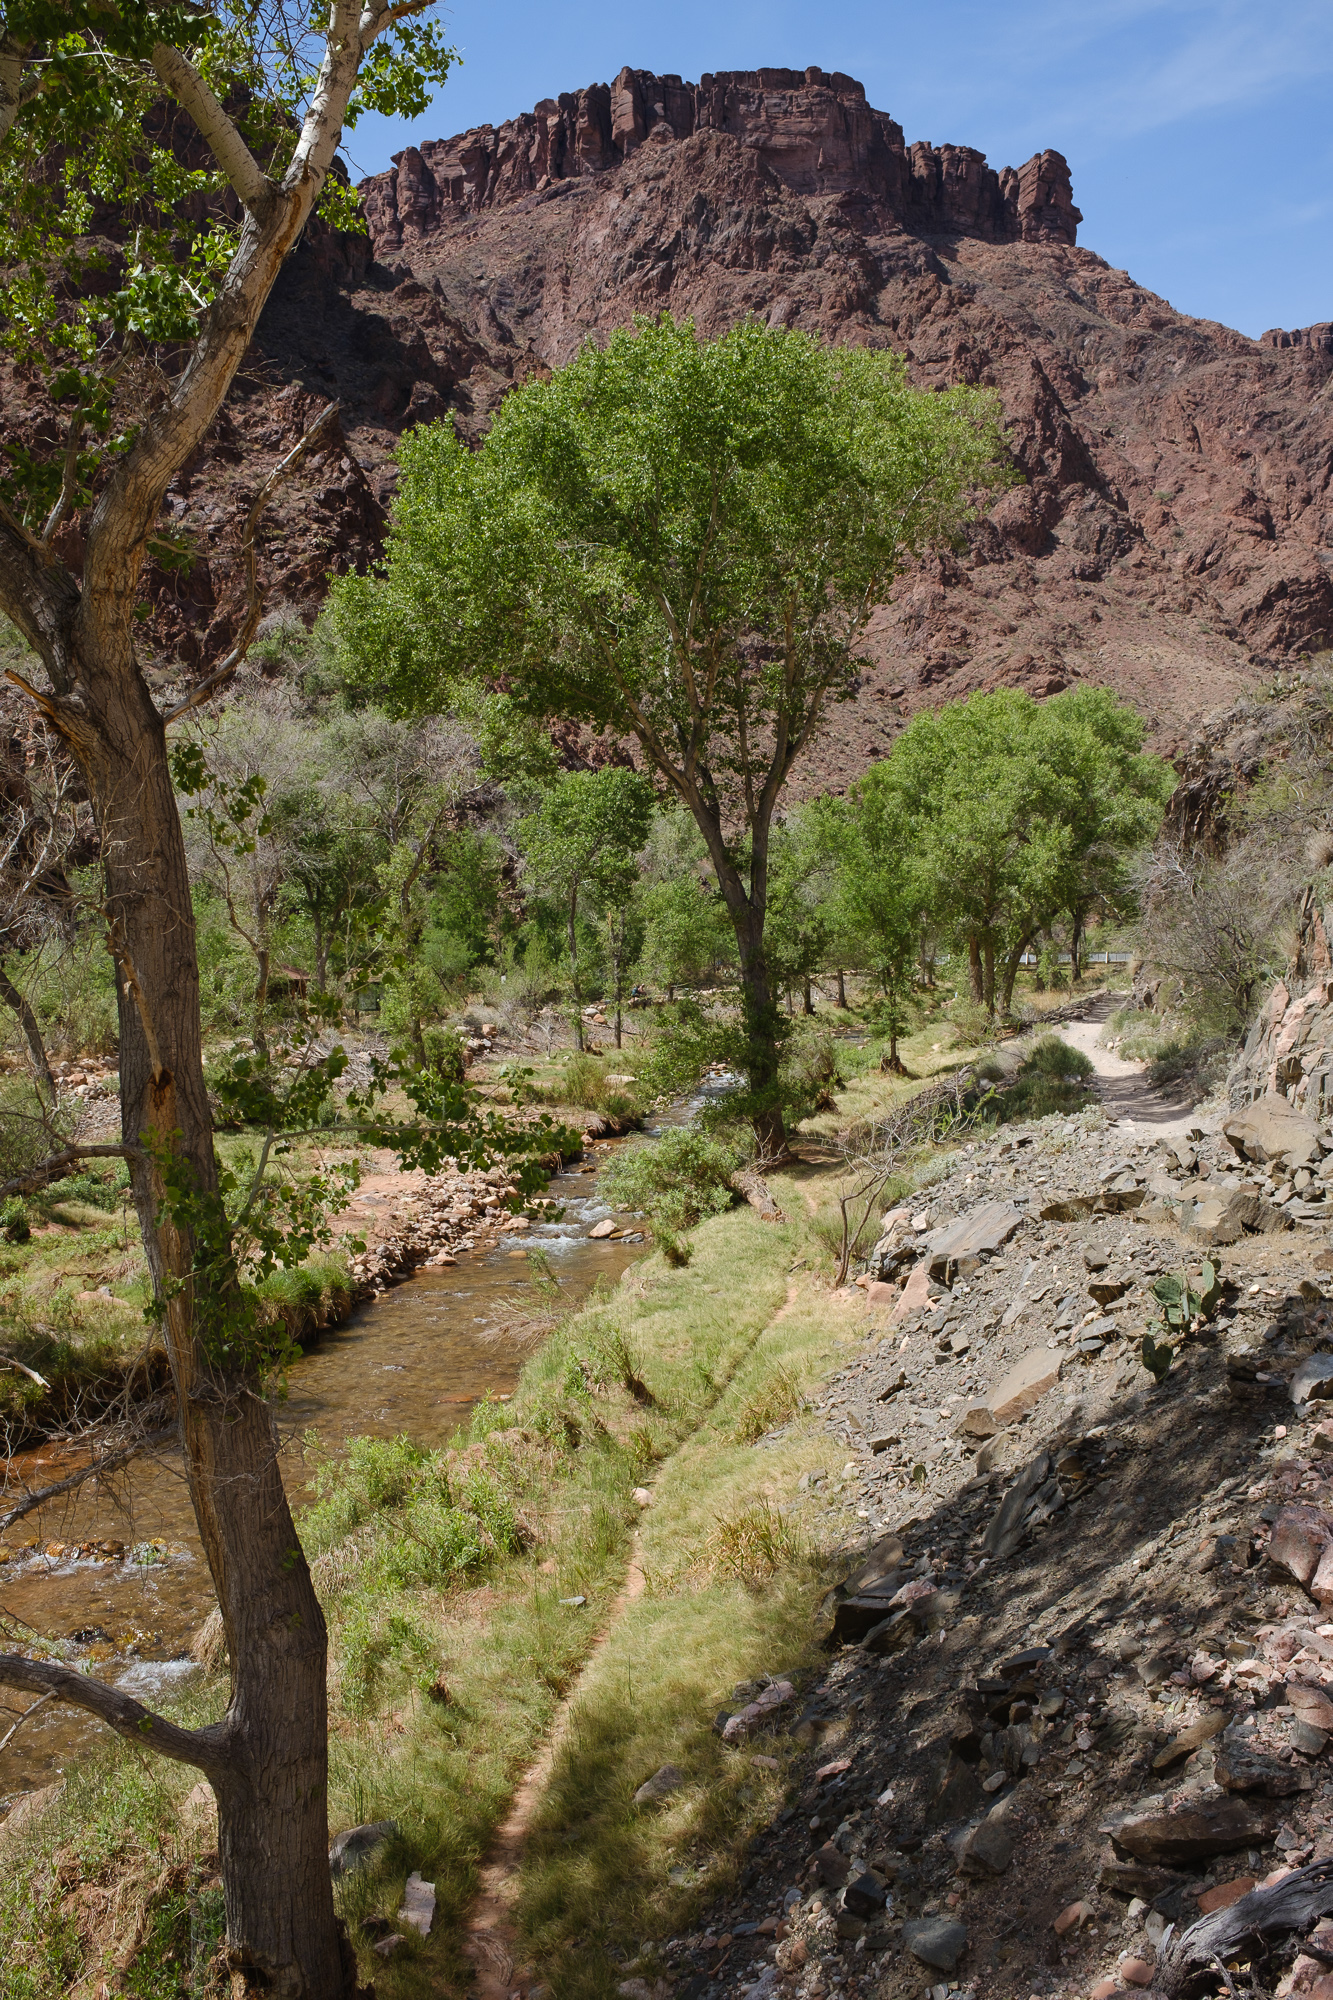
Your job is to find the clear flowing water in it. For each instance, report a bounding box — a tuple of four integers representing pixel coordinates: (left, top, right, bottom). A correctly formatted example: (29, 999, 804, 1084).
(0, 1162, 648, 1799)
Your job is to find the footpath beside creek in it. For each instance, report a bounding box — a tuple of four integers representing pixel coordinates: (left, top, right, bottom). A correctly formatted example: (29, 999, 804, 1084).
(646, 1013, 1333, 2000)
(0, 1141, 650, 1803)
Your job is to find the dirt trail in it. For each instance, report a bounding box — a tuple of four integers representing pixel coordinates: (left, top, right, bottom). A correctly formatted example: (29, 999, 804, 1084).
(1053, 992, 1206, 1141)
(462, 1539, 648, 2000)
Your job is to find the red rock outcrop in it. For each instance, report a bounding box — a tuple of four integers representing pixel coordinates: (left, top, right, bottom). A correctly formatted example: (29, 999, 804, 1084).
(361, 67, 1080, 248)
(12, 63, 1329, 783)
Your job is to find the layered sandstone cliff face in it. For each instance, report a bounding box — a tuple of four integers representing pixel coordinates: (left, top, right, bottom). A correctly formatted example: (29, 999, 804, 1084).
(55, 66, 1332, 778)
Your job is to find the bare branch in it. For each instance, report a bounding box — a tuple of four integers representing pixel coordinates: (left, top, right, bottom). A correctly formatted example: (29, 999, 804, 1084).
(0, 1690, 55, 1756)
(0, 1424, 178, 1531)
(0, 1354, 49, 1390)
(150, 42, 277, 219)
(0, 1653, 233, 1777)
(39, 415, 85, 545)
(161, 403, 341, 724)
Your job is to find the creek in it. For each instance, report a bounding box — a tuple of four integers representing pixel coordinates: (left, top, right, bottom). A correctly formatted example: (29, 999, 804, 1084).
(0, 1156, 651, 1801)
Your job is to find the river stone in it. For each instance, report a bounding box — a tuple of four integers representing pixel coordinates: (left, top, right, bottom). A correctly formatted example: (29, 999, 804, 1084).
(903, 1918, 968, 1972)
(329, 1819, 398, 1878)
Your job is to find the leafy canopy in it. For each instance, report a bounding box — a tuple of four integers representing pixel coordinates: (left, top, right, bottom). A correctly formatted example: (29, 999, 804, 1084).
(0, 2, 455, 528)
(333, 313, 1009, 838)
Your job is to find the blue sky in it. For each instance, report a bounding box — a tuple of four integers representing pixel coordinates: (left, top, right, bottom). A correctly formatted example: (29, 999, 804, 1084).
(345, 0, 1333, 341)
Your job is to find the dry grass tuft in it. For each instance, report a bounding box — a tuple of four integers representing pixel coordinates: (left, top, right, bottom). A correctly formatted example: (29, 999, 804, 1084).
(732, 1363, 802, 1444)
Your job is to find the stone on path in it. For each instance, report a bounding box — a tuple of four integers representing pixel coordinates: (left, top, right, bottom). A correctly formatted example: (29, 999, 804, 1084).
(633, 1764, 685, 1806)
(1224, 1095, 1324, 1169)
(1106, 1797, 1273, 1862)
(922, 1202, 1023, 1277)
(329, 1819, 397, 1879)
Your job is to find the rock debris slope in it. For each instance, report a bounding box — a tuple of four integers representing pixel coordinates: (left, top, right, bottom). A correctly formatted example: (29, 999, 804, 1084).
(655, 1101, 1333, 2000)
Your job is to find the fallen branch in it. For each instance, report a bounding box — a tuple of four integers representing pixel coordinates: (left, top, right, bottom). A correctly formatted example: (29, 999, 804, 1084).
(731, 1168, 784, 1224)
(0, 1688, 54, 1756)
(1157, 1857, 1333, 1999)
(0, 1423, 178, 1530)
(0, 1653, 232, 1777)
(0, 1353, 48, 1390)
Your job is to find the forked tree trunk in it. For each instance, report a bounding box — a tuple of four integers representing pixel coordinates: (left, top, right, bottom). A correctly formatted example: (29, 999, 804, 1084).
(0, 960, 56, 1104)
(78, 666, 351, 1996)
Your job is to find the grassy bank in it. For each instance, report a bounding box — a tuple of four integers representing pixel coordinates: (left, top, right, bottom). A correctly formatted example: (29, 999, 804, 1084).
(0, 1164, 886, 1996)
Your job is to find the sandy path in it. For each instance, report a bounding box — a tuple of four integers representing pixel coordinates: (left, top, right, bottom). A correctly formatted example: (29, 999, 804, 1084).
(1051, 993, 1206, 1142)
(462, 1539, 647, 2000)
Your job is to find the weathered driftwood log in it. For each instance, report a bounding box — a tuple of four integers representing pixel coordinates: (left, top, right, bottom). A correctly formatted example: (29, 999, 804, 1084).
(731, 1169, 785, 1223)
(1157, 1858, 1333, 1998)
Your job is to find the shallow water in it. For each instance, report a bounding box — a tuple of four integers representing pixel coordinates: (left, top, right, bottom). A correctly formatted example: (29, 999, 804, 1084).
(0, 1163, 647, 1797)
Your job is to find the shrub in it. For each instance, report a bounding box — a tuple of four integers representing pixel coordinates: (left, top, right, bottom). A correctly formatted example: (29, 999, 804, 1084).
(598, 1130, 739, 1263)
(0, 1196, 28, 1243)
(1024, 1035, 1093, 1079)
(993, 1034, 1095, 1123)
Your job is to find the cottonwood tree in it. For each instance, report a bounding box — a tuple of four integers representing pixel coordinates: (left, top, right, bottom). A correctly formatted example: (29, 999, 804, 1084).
(881, 687, 1173, 1016)
(517, 765, 654, 1050)
(333, 314, 1007, 1154)
(0, 6, 455, 1994)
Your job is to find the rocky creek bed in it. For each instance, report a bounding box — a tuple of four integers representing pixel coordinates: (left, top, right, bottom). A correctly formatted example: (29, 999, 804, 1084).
(647, 1093, 1333, 2000)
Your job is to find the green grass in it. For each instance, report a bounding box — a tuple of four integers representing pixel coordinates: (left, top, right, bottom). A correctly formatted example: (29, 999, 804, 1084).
(0, 1180, 876, 1997)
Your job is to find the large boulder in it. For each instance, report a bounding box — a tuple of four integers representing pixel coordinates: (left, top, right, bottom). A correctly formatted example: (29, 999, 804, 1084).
(1223, 1093, 1325, 1170)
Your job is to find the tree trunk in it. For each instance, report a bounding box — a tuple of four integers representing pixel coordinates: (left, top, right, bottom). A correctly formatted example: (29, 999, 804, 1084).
(312, 909, 328, 995)
(568, 883, 583, 1052)
(802, 977, 814, 1016)
(78, 669, 351, 1996)
(983, 941, 996, 1016)
(252, 943, 270, 1059)
(1070, 909, 1084, 983)
(0, 960, 55, 1104)
(999, 939, 1030, 1014)
(968, 934, 983, 1002)
(836, 968, 847, 1009)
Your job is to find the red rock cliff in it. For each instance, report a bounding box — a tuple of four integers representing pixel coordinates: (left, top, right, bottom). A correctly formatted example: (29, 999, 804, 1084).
(362, 65, 1080, 249)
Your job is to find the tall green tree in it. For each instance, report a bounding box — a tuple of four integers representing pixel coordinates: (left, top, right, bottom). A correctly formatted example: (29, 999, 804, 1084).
(0, 9, 455, 1992)
(877, 687, 1174, 1015)
(816, 780, 925, 1068)
(333, 314, 1007, 1153)
(517, 766, 654, 1049)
